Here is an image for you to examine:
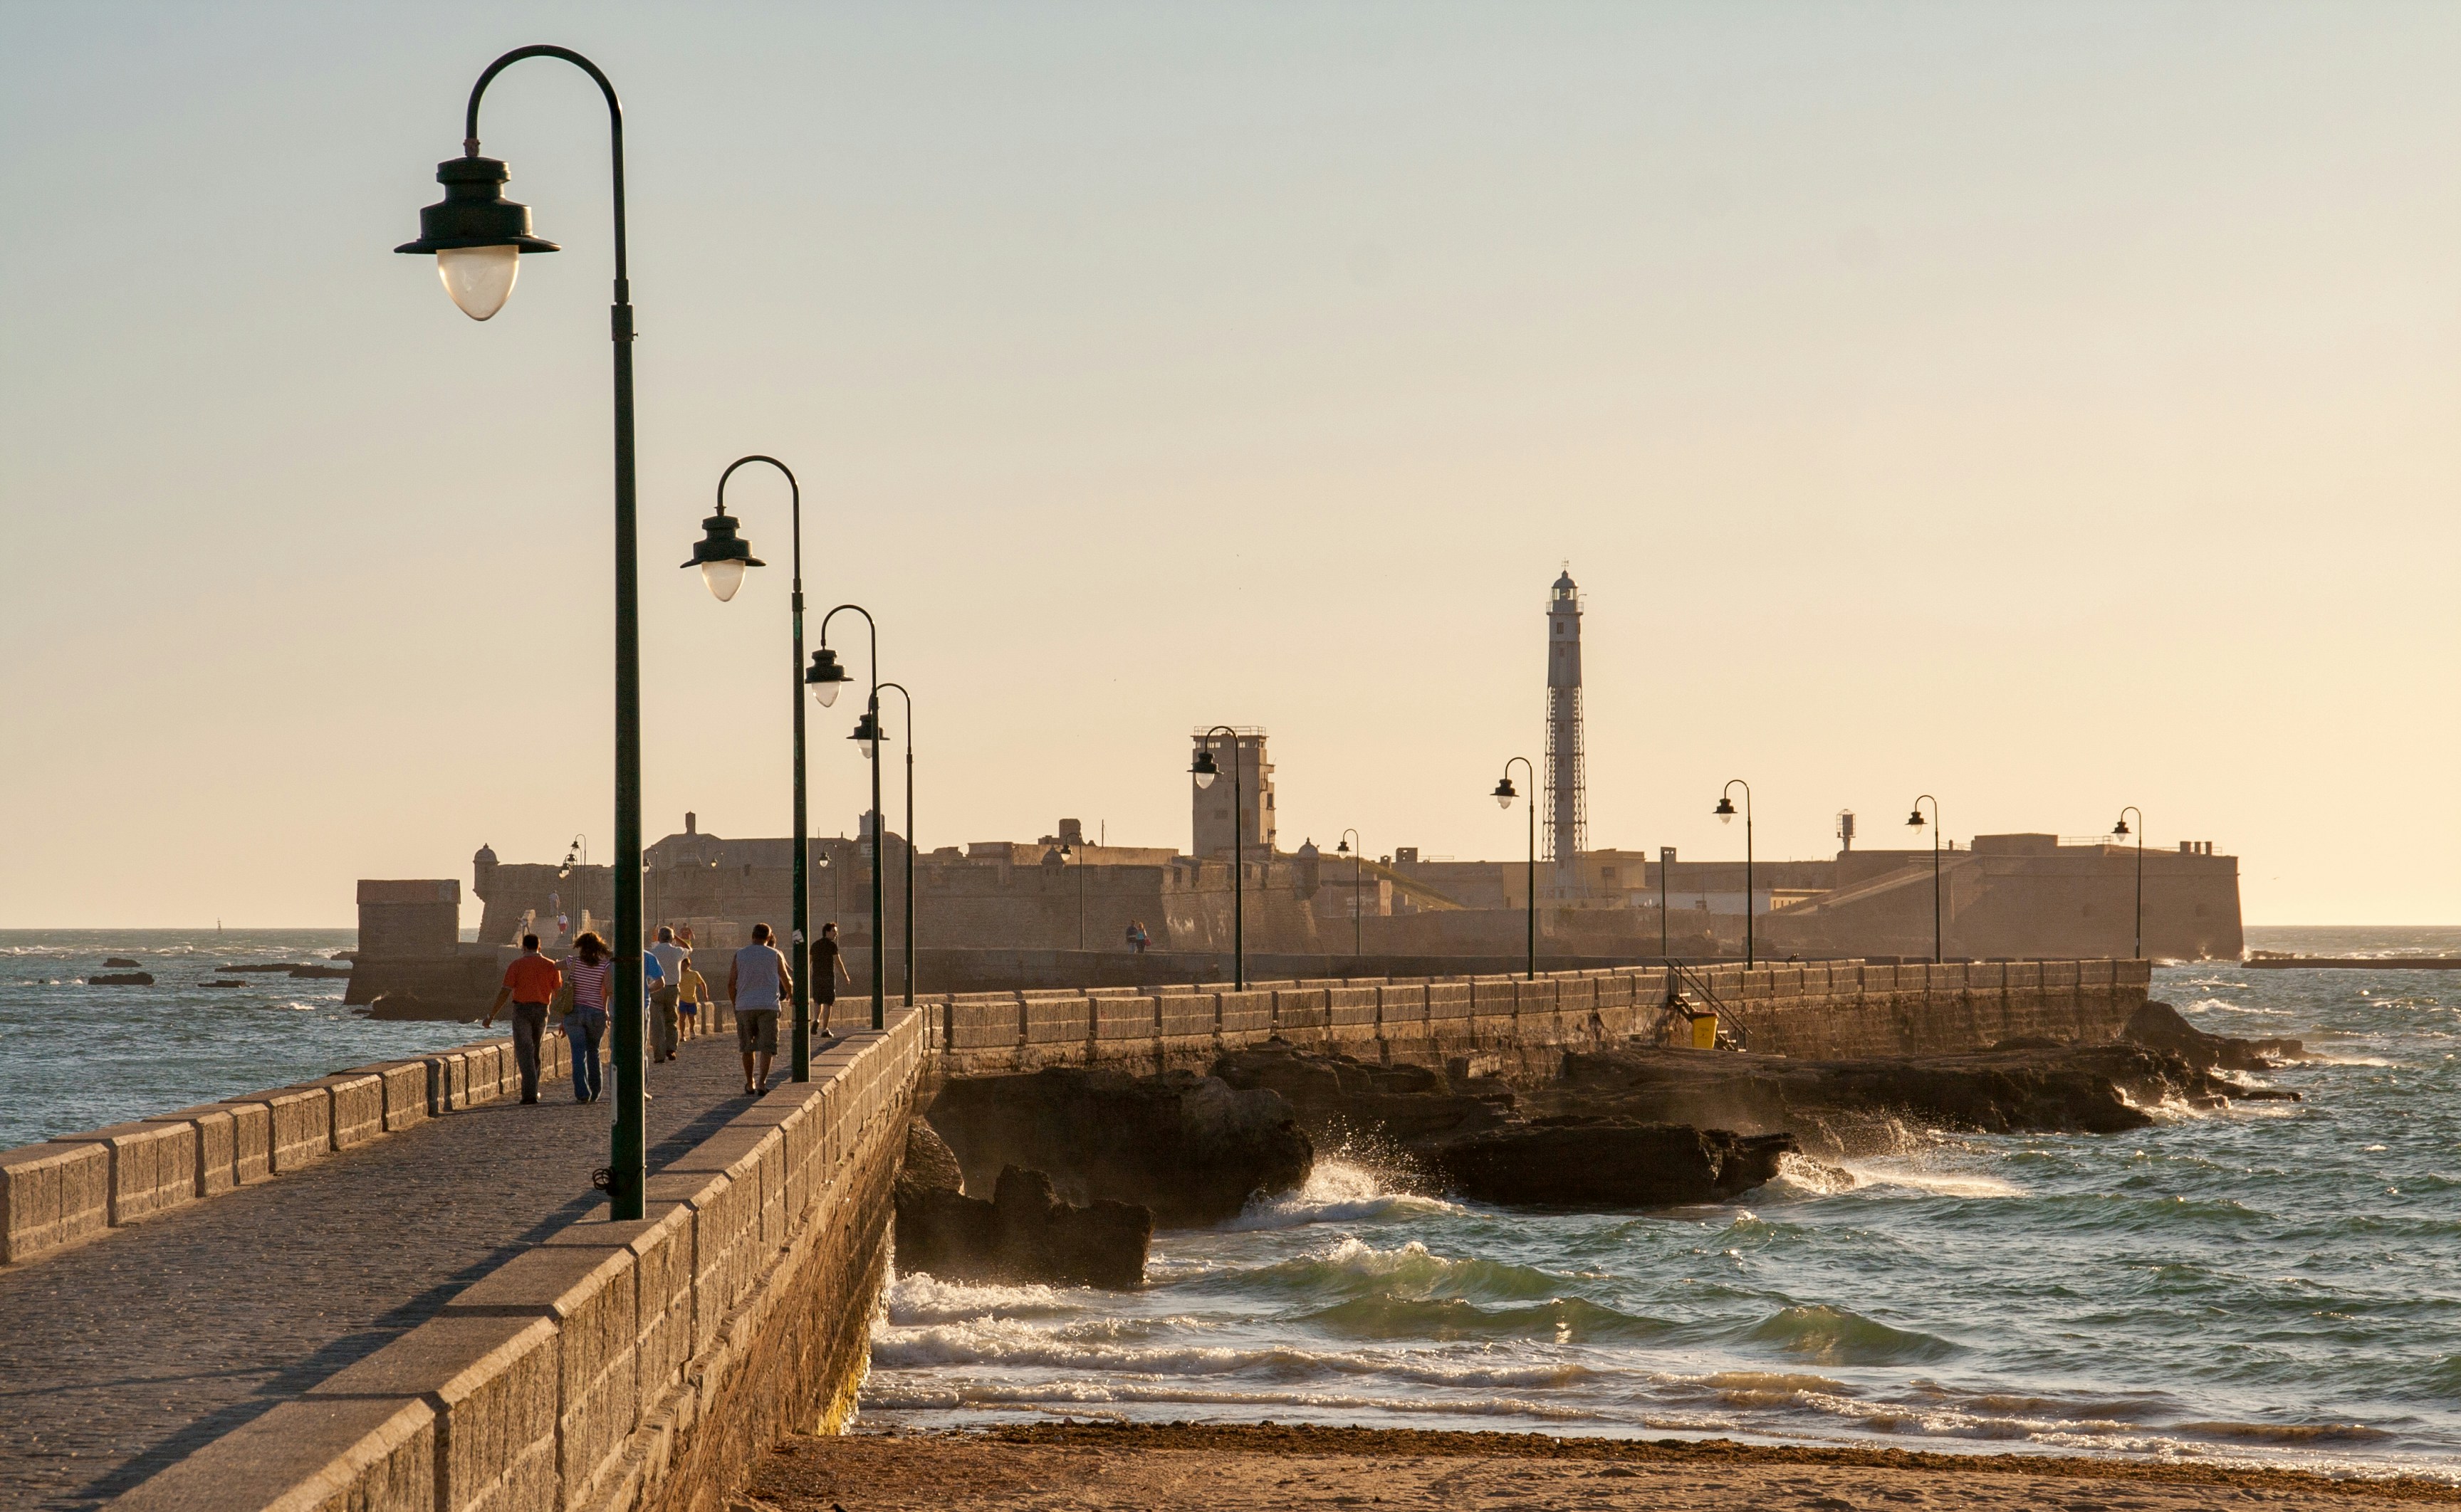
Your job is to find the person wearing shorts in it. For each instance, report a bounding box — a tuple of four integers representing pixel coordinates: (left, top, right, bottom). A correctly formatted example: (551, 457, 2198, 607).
(728, 923, 792, 1095)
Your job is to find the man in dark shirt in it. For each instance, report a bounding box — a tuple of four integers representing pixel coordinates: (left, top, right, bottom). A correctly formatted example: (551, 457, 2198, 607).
(813, 920, 852, 1020)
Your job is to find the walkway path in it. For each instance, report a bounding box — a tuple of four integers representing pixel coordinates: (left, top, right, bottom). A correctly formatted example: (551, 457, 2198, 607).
(0, 1031, 780, 1511)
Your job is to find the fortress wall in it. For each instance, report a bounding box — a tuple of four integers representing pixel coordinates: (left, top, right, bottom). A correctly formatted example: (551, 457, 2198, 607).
(110, 1010, 924, 1512)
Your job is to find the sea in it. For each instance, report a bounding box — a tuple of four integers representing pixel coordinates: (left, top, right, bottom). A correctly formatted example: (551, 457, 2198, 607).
(860, 926, 2461, 1484)
(0, 929, 480, 1150)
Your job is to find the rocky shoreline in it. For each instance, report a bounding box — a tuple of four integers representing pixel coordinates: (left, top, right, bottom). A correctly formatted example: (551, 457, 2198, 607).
(897, 999, 2302, 1288)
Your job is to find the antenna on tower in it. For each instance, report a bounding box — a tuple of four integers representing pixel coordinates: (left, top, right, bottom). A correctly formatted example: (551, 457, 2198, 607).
(1835, 808, 1856, 853)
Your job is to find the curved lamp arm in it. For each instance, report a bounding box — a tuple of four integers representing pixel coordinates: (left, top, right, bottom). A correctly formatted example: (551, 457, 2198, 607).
(464, 46, 627, 284)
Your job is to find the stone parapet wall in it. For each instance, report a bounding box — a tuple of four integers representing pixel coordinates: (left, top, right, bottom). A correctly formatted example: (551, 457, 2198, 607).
(108, 1009, 924, 1512)
(0, 1028, 579, 1269)
(920, 957, 2153, 1083)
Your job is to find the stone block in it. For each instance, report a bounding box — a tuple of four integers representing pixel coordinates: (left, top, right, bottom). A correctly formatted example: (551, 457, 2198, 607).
(308, 1312, 559, 1512)
(454, 1042, 510, 1105)
(443, 1242, 638, 1512)
(50, 1120, 198, 1226)
(142, 1104, 239, 1199)
(1156, 992, 1216, 1041)
(350, 1061, 433, 1133)
(949, 997, 1023, 1051)
(1092, 994, 1158, 1042)
(223, 1086, 330, 1174)
(1217, 989, 1273, 1037)
(1424, 981, 1471, 1021)
(1376, 984, 1429, 1029)
(108, 1392, 437, 1512)
(1022, 997, 1091, 1046)
(1274, 989, 1330, 1031)
(0, 1140, 110, 1264)
(305, 1073, 387, 1150)
(223, 1100, 272, 1185)
(540, 1207, 697, 1420)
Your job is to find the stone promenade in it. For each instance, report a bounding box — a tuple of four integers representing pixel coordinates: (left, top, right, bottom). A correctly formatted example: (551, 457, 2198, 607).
(0, 1032, 775, 1511)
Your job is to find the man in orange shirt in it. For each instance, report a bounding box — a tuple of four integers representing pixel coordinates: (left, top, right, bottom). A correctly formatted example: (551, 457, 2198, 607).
(483, 933, 563, 1105)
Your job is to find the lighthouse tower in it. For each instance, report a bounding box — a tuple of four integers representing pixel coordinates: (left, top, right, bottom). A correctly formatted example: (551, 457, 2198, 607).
(1545, 567, 1586, 896)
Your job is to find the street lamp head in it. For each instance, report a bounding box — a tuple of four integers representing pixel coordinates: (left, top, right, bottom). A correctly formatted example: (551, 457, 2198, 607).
(806, 648, 850, 707)
(850, 709, 887, 757)
(2113, 816, 2131, 836)
(1714, 795, 1737, 824)
(1189, 748, 1220, 790)
(394, 154, 560, 320)
(1906, 807, 1927, 828)
(1492, 776, 1517, 809)
(682, 507, 764, 602)
(1336, 838, 1349, 854)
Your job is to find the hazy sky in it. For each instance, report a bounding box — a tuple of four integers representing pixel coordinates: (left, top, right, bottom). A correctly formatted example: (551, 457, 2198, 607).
(4, 3, 2456, 928)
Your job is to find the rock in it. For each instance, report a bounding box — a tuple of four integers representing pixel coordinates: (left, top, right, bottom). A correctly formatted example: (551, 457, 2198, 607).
(1421, 1119, 1797, 1207)
(86, 972, 154, 986)
(894, 1122, 1151, 1288)
(103, 957, 142, 968)
(2124, 999, 2302, 1071)
(220, 963, 310, 973)
(286, 964, 354, 980)
(1540, 1043, 2296, 1156)
(928, 1067, 1312, 1227)
(202, 980, 246, 988)
(1211, 1041, 1514, 1145)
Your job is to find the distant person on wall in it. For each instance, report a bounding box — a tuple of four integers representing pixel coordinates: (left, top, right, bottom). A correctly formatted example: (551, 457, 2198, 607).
(481, 933, 561, 1105)
(562, 931, 613, 1105)
(728, 923, 793, 1096)
(813, 921, 851, 1021)
(1126, 920, 1150, 955)
(678, 956, 708, 1041)
(648, 926, 689, 1064)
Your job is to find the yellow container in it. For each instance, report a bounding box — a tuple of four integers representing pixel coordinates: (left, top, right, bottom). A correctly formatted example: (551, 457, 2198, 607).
(1689, 1011, 1719, 1050)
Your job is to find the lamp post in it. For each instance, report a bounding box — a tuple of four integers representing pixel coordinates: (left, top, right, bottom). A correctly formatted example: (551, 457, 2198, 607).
(808, 609, 885, 1029)
(397, 45, 647, 1219)
(1713, 780, 1754, 969)
(1658, 845, 1676, 961)
(1190, 728, 1245, 989)
(2113, 807, 2144, 961)
(1336, 829, 1364, 956)
(684, 454, 822, 1079)
(878, 682, 916, 1004)
(1491, 758, 1537, 980)
(1906, 795, 1942, 964)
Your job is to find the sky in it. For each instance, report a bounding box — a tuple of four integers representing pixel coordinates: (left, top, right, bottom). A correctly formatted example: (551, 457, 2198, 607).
(2, 2, 2456, 928)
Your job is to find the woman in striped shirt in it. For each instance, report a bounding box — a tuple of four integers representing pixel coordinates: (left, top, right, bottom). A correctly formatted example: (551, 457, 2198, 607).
(561, 932, 612, 1104)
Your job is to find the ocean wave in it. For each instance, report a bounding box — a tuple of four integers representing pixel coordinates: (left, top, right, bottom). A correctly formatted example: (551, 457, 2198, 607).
(1221, 1237, 1574, 1304)
(1221, 1160, 1463, 1232)
(1297, 1294, 1677, 1344)
(869, 1315, 1594, 1390)
(861, 1377, 1616, 1422)
(1740, 1305, 1960, 1365)
(882, 1271, 1099, 1323)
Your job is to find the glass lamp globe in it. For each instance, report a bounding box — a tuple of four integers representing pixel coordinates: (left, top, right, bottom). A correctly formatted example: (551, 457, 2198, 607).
(437, 246, 520, 320)
(699, 559, 747, 603)
(1193, 769, 1217, 790)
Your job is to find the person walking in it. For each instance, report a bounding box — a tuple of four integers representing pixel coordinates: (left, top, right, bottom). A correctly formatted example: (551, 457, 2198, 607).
(481, 933, 560, 1104)
(648, 925, 689, 1064)
(1125, 919, 1150, 955)
(562, 930, 613, 1104)
(813, 920, 851, 1025)
(678, 956, 707, 1041)
(728, 923, 793, 1096)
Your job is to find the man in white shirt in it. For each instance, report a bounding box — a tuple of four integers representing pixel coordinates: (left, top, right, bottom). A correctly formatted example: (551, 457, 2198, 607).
(728, 923, 793, 1095)
(648, 926, 689, 1064)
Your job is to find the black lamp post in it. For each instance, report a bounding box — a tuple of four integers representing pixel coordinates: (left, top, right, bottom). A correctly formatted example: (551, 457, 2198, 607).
(2113, 807, 2143, 961)
(1714, 779, 1754, 969)
(1906, 795, 1942, 963)
(1337, 829, 1364, 956)
(878, 682, 916, 1004)
(1191, 728, 1245, 989)
(398, 45, 647, 1219)
(809, 611, 885, 1029)
(684, 454, 825, 1080)
(1493, 758, 1536, 980)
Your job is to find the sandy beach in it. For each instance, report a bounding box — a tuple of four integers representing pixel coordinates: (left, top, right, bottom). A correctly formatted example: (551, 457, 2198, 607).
(745, 1424, 2461, 1510)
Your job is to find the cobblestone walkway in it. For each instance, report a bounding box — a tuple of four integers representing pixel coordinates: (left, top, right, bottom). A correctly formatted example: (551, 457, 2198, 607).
(0, 1031, 788, 1511)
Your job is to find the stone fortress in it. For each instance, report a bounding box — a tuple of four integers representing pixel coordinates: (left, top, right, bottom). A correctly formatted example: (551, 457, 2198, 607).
(349, 569, 2242, 1009)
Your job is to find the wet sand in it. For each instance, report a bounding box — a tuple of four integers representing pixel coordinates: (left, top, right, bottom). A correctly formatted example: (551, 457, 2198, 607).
(747, 1424, 2461, 1510)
